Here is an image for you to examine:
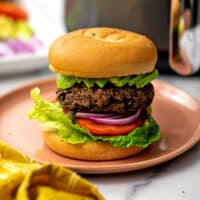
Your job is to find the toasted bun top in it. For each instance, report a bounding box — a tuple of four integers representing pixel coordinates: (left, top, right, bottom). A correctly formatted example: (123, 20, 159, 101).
(49, 27, 157, 78)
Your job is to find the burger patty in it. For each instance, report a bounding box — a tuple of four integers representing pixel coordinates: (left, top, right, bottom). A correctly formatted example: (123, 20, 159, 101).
(56, 83, 154, 114)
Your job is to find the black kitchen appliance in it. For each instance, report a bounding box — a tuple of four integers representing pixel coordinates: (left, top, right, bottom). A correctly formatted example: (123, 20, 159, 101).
(65, 0, 200, 75)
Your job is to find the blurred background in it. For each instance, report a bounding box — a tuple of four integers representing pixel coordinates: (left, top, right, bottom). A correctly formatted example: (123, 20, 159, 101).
(0, 0, 200, 99)
(0, 0, 65, 74)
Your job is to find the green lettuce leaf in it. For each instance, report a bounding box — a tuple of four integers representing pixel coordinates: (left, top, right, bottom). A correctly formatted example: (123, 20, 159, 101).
(57, 69, 158, 89)
(28, 88, 160, 148)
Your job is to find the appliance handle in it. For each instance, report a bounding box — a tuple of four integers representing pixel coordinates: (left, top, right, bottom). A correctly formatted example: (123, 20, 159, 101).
(169, 0, 200, 75)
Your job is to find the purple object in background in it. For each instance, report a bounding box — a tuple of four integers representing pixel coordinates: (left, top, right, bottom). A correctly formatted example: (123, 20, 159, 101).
(6, 40, 23, 54)
(0, 37, 44, 58)
(6, 39, 34, 54)
(0, 42, 14, 57)
(15, 39, 35, 53)
(29, 36, 43, 51)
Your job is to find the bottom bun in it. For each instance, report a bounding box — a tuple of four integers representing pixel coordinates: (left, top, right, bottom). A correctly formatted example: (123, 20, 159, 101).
(43, 132, 144, 161)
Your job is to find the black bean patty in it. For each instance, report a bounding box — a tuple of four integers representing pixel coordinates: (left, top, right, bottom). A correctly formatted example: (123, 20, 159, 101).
(56, 83, 154, 114)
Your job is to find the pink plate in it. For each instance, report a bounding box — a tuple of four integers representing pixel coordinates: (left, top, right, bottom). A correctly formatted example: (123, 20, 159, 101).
(0, 78, 200, 174)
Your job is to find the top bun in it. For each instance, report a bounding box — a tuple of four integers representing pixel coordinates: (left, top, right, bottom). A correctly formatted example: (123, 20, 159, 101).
(49, 27, 157, 78)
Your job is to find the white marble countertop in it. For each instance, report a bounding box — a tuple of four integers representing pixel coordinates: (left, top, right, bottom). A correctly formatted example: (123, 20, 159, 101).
(0, 69, 200, 200)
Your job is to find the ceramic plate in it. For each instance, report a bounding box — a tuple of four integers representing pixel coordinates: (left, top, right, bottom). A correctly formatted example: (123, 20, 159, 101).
(0, 51, 48, 74)
(0, 78, 200, 174)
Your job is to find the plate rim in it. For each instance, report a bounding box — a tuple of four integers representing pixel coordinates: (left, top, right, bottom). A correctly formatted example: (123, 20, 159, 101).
(0, 51, 48, 75)
(0, 77, 200, 174)
(0, 50, 47, 63)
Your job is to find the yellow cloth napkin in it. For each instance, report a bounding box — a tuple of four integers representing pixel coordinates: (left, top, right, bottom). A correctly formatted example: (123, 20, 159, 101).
(0, 141, 104, 200)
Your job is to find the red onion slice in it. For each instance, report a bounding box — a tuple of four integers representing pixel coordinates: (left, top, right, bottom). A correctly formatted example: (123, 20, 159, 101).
(15, 39, 35, 53)
(107, 115, 128, 119)
(5, 39, 33, 54)
(88, 109, 141, 125)
(76, 112, 115, 119)
(6, 39, 26, 53)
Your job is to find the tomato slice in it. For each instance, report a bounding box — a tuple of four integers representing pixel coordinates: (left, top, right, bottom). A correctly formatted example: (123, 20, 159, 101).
(76, 118, 144, 136)
(0, 3, 28, 20)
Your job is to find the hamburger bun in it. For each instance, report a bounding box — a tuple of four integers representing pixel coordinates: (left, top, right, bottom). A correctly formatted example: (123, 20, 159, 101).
(49, 27, 157, 78)
(43, 132, 143, 161)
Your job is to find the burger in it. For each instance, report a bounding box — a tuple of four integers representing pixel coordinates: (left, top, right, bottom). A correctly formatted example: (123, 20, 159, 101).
(28, 27, 160, 161)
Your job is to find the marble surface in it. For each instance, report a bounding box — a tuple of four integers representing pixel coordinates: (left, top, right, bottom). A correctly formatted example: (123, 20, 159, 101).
(0, 68, 200, 200)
